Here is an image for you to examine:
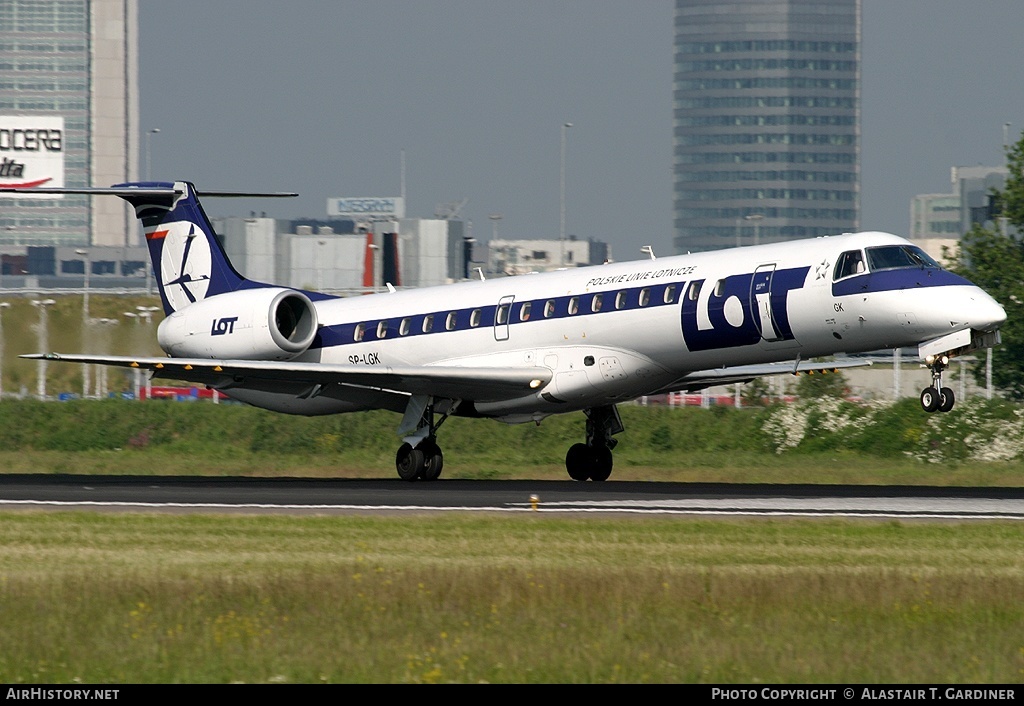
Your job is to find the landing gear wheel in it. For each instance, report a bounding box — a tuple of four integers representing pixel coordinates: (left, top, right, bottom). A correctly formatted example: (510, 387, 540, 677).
(938, 387, 955, 413)
(566, 443, 591, 481)
(565, 443, 614, 481)
(418, 440, 444, 481)
(395, 398, 456, 481)
(589, 445, 613, 482)
(920, 386, 940, 413)
(396, 442, 425, 481)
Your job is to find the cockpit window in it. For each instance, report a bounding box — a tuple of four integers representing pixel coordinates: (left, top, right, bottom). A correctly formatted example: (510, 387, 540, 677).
(866, 245, 940, 272)
(833, 250, 865, 281)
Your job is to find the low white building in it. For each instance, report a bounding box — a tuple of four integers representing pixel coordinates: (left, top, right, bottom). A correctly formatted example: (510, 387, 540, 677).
(486, 237, 610, 275)
(214, 216, 467, 292)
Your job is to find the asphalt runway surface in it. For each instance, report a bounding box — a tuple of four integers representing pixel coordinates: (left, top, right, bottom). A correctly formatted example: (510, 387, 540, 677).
(2, 474, 1024, 520)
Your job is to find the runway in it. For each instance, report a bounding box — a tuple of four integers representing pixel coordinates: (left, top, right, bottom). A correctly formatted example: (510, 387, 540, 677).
(2, 474, 1024, 520)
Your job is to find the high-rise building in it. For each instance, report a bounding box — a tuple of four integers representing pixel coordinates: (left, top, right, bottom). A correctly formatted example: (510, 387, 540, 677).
(0, 0, 138, 248)
(673, 0, 860, 253)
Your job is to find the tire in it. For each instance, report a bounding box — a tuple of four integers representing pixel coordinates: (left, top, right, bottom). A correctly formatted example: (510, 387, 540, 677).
(938, 387, 955, 413)
(396, 442, 424, 481)
(565, 443, 591, 481)
(589, 445, 613, 482)
(419, 440, 444, 481)
(920, 387, 940, 413)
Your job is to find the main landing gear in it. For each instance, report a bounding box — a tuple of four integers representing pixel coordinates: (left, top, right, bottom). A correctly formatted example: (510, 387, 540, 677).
(395, 398, 452, 481)
(565, 405, 623, 482)
(920, 353, 955, 413)
(396, 438, 444, 482)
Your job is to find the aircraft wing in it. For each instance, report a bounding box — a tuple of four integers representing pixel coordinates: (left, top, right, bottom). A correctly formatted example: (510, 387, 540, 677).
(659, 358, 873, 393)
(20, 353, 551, 402)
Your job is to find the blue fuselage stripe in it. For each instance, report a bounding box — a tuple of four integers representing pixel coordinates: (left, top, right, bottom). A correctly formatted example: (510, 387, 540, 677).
(310, 281, 684, 350)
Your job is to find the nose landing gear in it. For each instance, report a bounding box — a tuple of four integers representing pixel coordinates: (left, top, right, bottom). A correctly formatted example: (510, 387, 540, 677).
(920, 354, 955, 413)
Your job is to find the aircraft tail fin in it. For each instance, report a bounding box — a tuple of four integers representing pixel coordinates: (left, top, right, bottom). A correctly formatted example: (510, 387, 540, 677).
(115, 181, 298, 314)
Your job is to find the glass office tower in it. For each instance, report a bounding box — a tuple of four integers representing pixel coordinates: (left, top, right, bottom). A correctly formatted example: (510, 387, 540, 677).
(673, 0, 860, 253)
(0, 0, 138, 247)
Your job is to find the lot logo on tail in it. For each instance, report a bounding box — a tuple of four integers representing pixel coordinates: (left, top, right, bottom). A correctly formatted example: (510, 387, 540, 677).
(147, 221, 212, 311)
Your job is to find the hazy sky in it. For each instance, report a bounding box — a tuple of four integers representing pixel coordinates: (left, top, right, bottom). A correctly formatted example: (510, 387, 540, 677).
(138, 1, 1024, 262)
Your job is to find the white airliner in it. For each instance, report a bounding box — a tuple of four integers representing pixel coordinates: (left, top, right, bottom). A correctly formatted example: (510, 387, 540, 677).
(8, 182, 1007, 481)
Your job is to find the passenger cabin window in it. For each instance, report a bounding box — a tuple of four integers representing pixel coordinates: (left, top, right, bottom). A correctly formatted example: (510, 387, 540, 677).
(639, 288, 650, 307)
(422, 314, 434, 334)
(615, 291, 627, 310)
(520, 302, 532, 321)
(496, 304, 509, 325)
(544, 300, 556, 318)
(470, 309, 481, 327)
(833, 250, 865, 280)
(568, 297, 579, 315)
(866, 245, 940, 272)
(713, 280, 726, 297)
(399, 318, 410, 336)
(354, 323, 366, 342)
(591, 293, 603, 312)
(376, 321, 388, 339)
(446, 312, 458, 331)
(687, 281, 701, 302)
(663, 284, 677, 304)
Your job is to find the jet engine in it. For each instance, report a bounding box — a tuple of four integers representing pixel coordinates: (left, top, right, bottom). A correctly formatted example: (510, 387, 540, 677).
(157, 288, 319, 360)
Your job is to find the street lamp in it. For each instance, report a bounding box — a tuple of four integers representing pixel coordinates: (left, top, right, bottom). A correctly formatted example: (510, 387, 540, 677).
(367, 243, 380, 294)
(560, 122, 573, 268)
(744, 214, 764, 246)
(74, 248, 90, 322)
(136, 305, 159, 324)
(316, 239, 326, 292)
(146, 128, 160, 181)
(0, 302, 10, 400)
(132, 308, 158, 400)
(74, 249, 91, 397)
(122, 312, 142, 399)
(30, 299, 55, 399)
(488, 213, 502, 242)
(93, 318, 118, 397)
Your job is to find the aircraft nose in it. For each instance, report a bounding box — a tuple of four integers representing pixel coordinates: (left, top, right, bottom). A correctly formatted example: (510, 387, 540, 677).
(971, 289, 1007, 331)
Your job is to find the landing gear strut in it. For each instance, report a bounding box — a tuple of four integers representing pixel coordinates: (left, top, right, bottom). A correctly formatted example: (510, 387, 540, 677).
(565, 405, 623, 482)
(920, 354, 955, 413)
(395, 398, 452, 481)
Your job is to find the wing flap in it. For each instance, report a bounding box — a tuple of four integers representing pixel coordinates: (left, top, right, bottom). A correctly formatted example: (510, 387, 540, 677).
(658, 358, 872, 393)
(20, 353, 551, 402)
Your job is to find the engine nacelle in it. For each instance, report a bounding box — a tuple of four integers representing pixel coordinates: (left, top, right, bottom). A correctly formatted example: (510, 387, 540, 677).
(157, 288, 319, 360)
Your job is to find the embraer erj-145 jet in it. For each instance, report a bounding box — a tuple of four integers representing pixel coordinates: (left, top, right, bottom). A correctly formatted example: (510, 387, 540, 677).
(7, 182, 1007, 481)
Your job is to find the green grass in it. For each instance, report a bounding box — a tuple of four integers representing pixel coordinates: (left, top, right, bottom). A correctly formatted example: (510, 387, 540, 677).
(0, 513, 1021, 683)
(3, 397, 1024, 485)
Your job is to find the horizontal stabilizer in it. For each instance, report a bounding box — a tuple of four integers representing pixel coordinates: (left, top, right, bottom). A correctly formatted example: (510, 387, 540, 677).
(0, 186, 297, 198)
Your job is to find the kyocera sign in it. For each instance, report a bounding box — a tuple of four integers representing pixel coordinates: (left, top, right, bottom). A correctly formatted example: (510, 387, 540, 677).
(327, 197, 405, 219)
(0, 116, 65, 194)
